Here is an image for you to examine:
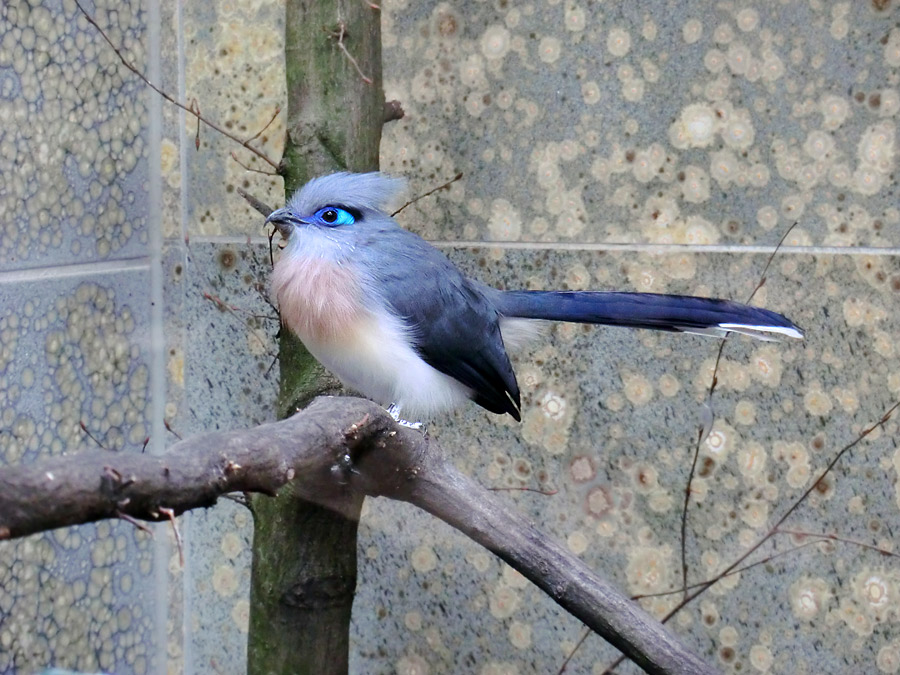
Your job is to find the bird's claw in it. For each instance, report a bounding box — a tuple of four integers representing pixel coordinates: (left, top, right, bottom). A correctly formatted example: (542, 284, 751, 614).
(386, 403, 427, 434)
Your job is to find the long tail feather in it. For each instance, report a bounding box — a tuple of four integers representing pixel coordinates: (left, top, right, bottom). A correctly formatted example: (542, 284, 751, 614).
(496, 291, 803, 340)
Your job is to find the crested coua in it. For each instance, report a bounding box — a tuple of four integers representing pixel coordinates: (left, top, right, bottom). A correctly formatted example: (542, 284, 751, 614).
(266, 172, 802, 422)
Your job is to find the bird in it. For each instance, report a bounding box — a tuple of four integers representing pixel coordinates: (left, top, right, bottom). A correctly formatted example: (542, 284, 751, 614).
(265, 172, 803, 424)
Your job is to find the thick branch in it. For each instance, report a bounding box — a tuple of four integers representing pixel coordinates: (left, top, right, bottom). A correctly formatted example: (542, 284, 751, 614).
(0, 397, 714, 674)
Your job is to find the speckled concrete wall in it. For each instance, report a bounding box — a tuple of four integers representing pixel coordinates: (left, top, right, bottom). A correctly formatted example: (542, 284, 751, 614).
(2, 1, 900, 674)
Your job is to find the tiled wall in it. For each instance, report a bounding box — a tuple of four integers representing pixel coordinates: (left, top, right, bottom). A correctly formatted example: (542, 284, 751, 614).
(2, 1, 899, 674)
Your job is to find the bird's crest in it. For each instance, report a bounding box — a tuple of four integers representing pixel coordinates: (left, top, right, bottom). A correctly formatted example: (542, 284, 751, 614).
(288, 172, 407, 216)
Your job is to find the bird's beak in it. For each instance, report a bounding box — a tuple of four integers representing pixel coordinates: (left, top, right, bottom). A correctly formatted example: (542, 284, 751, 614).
(265, 208, 307, 240)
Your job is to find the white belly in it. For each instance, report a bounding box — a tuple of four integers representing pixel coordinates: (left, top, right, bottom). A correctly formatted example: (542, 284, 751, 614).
(303, 310, 471, 419)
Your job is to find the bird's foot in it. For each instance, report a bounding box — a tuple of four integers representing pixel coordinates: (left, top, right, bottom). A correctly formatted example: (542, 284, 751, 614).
(386, 403, 427, 434)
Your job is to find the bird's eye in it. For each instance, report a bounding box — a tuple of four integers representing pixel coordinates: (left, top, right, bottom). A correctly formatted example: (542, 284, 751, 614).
(314, 206, 355, 226)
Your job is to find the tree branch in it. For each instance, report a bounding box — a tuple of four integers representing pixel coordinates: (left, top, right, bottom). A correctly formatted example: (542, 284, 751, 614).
(0, 397, 714, 674)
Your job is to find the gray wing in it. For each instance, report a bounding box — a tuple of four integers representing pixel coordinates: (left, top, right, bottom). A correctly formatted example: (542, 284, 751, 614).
(357, 226, 522, 419)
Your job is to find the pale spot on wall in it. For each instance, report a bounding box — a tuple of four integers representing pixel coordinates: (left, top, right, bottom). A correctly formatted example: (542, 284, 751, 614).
(397, 653, 430, 675)
(212, 565, 238, 597)
(220, 532, 243, 560)
(231, 599, 249, 633)
(501, 564, 529, 590)
(404, 611, 423, 632)
(749, 644, 773, 671)
(508, 621, 531, 649)
(680, 165, 710, 203)
(411, 544, 437, 573)
(804, 387, 833, 416)
(481, 25, 511, 60)
(489, 586, 520, 619)
(465, 550, 491, 573)
(607, 27, 631, 57)
(658, 373, 681, 397)
(626, 546, 674, 596)
(621, 371, 654, 406)
(735, 8, 759, 33)
(488, 198, 523, 241)
(565, 5, 586, 32)
(538, 36, 561, 64)
(683, 18, 703, 44)
(581, 80, 601, 105)
(566, 530, 588, 555)
(670, 103, 717, 149)
(737, 442, 767, 480)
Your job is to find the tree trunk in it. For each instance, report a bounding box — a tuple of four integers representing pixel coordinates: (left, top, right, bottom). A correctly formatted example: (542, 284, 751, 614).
(247, 1, 384, 672)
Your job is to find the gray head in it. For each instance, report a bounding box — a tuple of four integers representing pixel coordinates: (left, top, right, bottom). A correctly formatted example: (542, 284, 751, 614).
(265, 172, 406, 259)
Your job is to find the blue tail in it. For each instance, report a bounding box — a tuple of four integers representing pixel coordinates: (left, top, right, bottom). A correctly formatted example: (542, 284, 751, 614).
(496, 291, 803, 340)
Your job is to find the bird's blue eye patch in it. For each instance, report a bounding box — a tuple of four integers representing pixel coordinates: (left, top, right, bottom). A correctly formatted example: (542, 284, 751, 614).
(313, 206, 358, 226)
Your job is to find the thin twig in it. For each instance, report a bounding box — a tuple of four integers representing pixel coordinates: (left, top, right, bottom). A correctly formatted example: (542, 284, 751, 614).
(636, 539, 824, 600)
(79, 421, 107, 450)
(324, 22, 373, 84)
(116, 510, 154, 536)
(392, 172, 463, 217)
(679, 220, 798, 596)
(745, 221, 799, 305)
(267, 227, 278, 267)
(203, 292, 277, 322)
(73, 0, 279, 169)
(776, 528, 900, 559)
(775, 400, 900, 527)
(245, 105, 281, 144)
(557, 628, 591, 674)
(202, 293, 279, 359)
(164, 419, 183, 441)
(236, 188, 274, 218)
(489, 486, 559, 496)
(222, 493, 252, 509)
(158, 507, 184, 565)
(231, 152, 279, 176)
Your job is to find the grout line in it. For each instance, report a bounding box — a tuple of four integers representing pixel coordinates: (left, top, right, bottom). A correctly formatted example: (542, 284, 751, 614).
(0, 257, 151, 283)
(145, 1, 171, 674)
(183, 235, 900, 256)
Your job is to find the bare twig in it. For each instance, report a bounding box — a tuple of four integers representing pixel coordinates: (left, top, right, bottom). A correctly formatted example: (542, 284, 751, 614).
(745, 221, 799, 304)
(636, 540, 824, 601)
(775, 400, 899, 527)
(391, 172, 464, 217)
(488, 486, 559, 496)
(73, 0, 279, 169)
(324, 22, 373, 84)
(384, 100, 405, 123)
(679, 220, 799, 595)
(203, 292, 278, 323)
(164, 419, 183, 441)
(117, 510, 154, 536)
(79, 421, 107, 450)
(557, 629, 591, 674)
(775, 528, 900, 559)
(236, 188, 274, 218)
(245, 105, 282, 144)
(223, 493, 252, 509)
(231, 152, 279, 176)
(158, 506, 184, 565)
